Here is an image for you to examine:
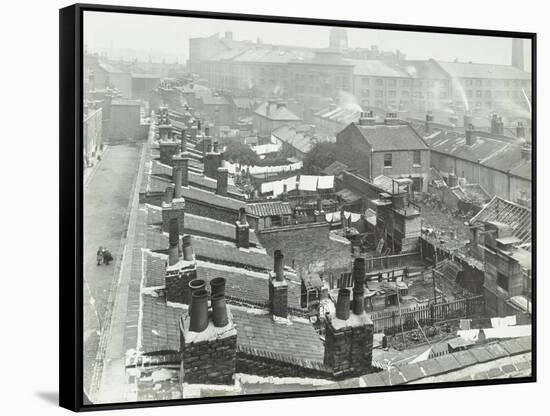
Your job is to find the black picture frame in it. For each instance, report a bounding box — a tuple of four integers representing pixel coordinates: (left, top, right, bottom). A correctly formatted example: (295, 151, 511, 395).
(60, 3, 536, 412)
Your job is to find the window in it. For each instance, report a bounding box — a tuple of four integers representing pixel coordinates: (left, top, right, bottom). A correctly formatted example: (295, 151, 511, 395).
(375, 90, 384, 97)
(388, 79, 396, 87)
(376, 78, 384, 86)
(362, 77, 369, 85)
(497, 272, 509, 292)
(384, 153, 392, 168)
(413, 150, 421, 165)
(476, 90, 482, 98)
(388, 90, 396, 98)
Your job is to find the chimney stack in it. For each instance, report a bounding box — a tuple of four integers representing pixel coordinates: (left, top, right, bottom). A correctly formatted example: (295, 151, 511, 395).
(190, 125, 198, 141)
(463, 113, 473, 129)
(173, 167, 182, 199)
(204, 140, 222, 179)
(269, 250, 288, 318)
(165, 234, 197, 305)
(172, 154, 190, 188)
(465, 124, 476, 146)
(216, 167, 228, 196)
(521, 143, 532, 161)
(352, 258, 365, 315)
(384, 111, 400, 125)
(180, 278, 237, 385)
(335, 288, 351, 320)
(168, 218, 180, 266)
(235, 207, 250, 249)
(180, 130, 187, 152)
(425, 111, 434, 134)
(164, 185, 174, 205)
(182, 234, 194, 261)
(358, 110, 376, 126)
(159, 140, 180, 166)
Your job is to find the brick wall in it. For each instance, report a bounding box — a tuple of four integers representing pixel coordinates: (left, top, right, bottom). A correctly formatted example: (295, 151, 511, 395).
(184, 199, 240, 224)
(180, 331, 237, 385)
(166, 264, 197, 305)
(258, 222, 352, 273)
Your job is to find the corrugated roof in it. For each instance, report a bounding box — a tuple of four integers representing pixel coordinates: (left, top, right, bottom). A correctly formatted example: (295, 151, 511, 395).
(470, 196, 532, 248)
(247, 201, 292, 217)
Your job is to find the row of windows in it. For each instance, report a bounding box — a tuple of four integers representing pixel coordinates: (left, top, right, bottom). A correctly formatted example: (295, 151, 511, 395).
(464, 78, 530, 88)
(383, 151, 422, 168)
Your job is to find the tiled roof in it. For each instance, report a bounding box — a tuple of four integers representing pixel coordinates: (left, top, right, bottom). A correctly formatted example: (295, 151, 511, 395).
(140, 294, 181, 354)
(469, 196, 532, 247)
(352, 123, 428, 151)
(437, 61, 531, 80)
(254, 102, 302, 121)
(231, 308, 325, 364)
(425, 131, 516, 166)
(144, 251, 166, 288)
(247, 201, 293, 218)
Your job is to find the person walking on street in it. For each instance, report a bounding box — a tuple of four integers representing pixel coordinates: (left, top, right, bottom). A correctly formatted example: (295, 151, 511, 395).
(102, 247, 113, 266)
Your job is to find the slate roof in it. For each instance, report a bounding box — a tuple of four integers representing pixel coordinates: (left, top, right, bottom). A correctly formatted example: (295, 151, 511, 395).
(247, 201, 293, 218)
(437, 61, 531, 80)
(254, 102, 302, 121)
(352, 123, 428, 151)
(231, 308, 325, 363)
(469, 196, 532, 247)
(140, 294, 181, 354)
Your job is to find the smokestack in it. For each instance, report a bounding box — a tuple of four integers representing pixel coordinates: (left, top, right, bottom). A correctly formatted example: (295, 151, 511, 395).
(173, 167, 182, 199)
(274, 250, 284, 282)
(216, 167, 228, 196)
(189, 289, 209, 332)
(235, 207, 250, 249)
(335, 288, 351, 320)
(352, 258, 365, 315)
(182, 234, 194, 261)
(168, 218, 180, 266)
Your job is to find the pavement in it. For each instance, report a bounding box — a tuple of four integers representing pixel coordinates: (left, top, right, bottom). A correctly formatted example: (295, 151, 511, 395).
(82, 142, 142, 398)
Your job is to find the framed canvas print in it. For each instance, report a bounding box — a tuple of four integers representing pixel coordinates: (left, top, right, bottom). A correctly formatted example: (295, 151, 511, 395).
(59, 3, 536, 411)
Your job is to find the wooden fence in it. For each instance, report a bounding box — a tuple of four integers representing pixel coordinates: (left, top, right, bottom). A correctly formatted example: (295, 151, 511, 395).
(369, 295, 485, 335)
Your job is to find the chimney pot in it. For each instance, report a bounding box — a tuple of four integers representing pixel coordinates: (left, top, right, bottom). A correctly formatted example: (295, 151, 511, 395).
(210, 277, 226, 298)
(274, 250, 284, 281)
(335, 288, 351, 320)
(173, 167, 183, 198)
(168, 218, 180, 266)
(164, 185, 174, 204)
(189, 289, 209, 332)
(211, 293, 229, 327)
(181, 234, 194, 261)
(352, 258, 365, 315)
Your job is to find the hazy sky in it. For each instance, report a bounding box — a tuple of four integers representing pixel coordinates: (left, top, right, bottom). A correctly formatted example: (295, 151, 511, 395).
(84, 11, 530, 67)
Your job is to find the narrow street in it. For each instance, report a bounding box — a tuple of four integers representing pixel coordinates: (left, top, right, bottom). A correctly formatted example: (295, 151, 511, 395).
(83, 143, 142, 396)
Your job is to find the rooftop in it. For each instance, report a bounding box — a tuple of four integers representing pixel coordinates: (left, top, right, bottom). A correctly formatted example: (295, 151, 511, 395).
(348, 122, 429, 152)
(247, 201, 293, 218)
(254, 102, 302, 122)
(436, 60, 531, 80)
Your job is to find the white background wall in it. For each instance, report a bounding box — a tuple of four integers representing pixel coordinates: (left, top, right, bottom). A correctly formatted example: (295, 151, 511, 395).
(0, 0, 546, 414)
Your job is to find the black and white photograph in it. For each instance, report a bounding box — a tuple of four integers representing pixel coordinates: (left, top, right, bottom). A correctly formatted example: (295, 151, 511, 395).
(70, 3, 534, 409)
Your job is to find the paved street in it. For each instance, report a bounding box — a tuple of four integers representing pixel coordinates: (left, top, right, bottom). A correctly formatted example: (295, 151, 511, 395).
(83, 143, 142, 396)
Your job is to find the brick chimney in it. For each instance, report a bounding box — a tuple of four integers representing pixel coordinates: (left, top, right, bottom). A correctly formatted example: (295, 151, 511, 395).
(180, 278, 237, 385)
(216, 167, 228, 196)
(189, 125, 198, 142)
(165, 231, 198, 306)
(324, 263, 374, 378)
(465, 124, 476, 146)
(268, 250, 288, 318)
(425, 111, 434, 134)
(204, 141, 222, 179)
(384, 111, 400, 125)
(180, 129, 187, 152)
(172, 153, 190, 188)
(168, 218, 180, 266)
(235, 207, 250, 249)
(161, 182, 185, 233)
(158, 123, 173, 141)
(159, 140, 180, 166)
(358, 110, 376, 126)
